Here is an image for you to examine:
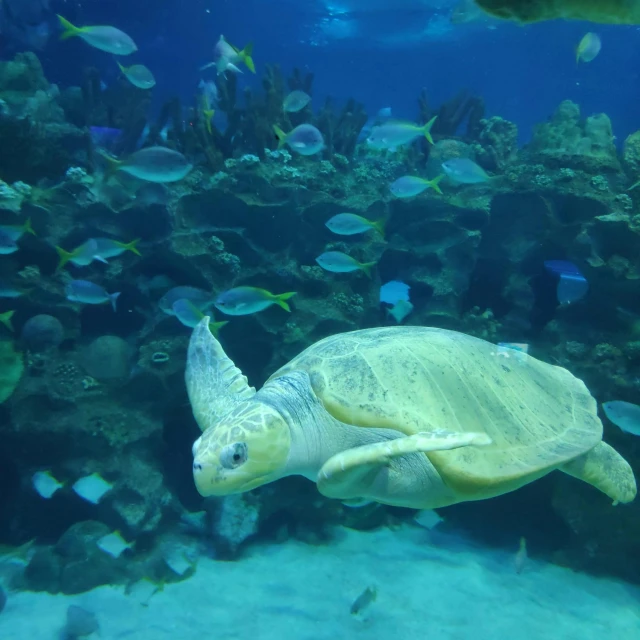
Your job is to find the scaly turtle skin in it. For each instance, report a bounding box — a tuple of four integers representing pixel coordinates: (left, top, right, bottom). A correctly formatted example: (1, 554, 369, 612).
(475, 0, 640, 24)
(187, 319, 636, 509)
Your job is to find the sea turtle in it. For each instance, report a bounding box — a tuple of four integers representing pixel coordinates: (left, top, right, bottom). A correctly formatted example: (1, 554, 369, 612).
(474, 0, 640, 24)
(186, 319, 636, 509)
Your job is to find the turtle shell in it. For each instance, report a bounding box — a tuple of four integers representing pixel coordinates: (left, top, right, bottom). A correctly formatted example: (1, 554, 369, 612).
(475, 0, 640, 24)
(269, 327, 602, 498)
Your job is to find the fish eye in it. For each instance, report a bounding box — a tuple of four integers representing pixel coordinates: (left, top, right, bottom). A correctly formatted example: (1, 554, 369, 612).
(220, 442, 248, 469)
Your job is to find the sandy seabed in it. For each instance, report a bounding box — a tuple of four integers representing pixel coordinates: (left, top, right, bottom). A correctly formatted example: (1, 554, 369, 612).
(1, 525, 639, 639)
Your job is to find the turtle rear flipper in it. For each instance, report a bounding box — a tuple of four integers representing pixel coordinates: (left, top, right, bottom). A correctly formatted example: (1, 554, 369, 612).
(317, 430, 492, 508)
(561, 441, 637, 505)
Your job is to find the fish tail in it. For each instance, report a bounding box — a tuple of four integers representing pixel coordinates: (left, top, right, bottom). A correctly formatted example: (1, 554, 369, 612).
(57, 15, 83, 40)
(116, 61, 127, 74)
(209, 320, 228, 337)
(109, 292, 121, 312)
(98, 149, 122, 176)
(429, 174, 445, 195)
(119, 238, 141, 256)
(360, 262, 377, 278)
(371, 215, 388, 239)
(23, 217, 36, 236)
(274, 291, 297, 312)
(273, 125, 287, 149)
(238, 42, 255, 73)
(423, 115, 437, 145)
(55, 246, 75, 271)
(0, 310, 15, 332)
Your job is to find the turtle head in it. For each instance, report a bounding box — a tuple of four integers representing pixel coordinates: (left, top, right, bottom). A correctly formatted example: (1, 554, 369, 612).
(186, 317, 291, 496)
(192, 399, 291, 496)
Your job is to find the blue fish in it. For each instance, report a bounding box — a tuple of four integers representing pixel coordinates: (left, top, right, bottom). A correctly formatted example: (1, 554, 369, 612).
(544, 260, 583, 277)
(544, 261, 588, 305)
(380, 280, 410, 305)
(65, 280, 120, 311)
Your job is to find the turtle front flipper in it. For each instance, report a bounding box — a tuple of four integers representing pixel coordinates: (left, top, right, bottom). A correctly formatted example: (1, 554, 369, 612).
(317, 430, 492, 509)
(186, 317, 255, 431)
(560, 441, 637, 505)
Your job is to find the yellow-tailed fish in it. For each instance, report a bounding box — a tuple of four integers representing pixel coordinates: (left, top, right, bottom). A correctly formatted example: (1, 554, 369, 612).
(350, 585, 377, 615)
(214, 287, 296, 316)
(576, 32, 601, 63)
(0, 310, 15, 332)
(315, 251, 376, 277)
(57, 15, 137, 55)
(117, 62, 156, 89)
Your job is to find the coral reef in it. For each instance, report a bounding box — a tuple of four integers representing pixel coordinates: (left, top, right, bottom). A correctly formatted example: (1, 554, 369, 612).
(0, 48, 639, 593)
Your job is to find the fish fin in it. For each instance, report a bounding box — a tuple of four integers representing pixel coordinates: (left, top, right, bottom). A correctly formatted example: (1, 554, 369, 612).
(360, 262, 377, 278)
(238, 42, 255, 73)
(0, 310, 15, 332)
(371, 215, 388, 239)
(274, 291, 297, 312)
(95, 255, 109, 265)
(210, 321, 229, 337)
(98, 150, 122, 176)
(199, 61, 216, 71)
(23, 218, 36, 236)
(109, 292, 121, 312)
(118, 238, 141, 256)
(273, 125, 287, 149)
(55, 245, 76, 271)
(423, 115, 437, 145)
(429, 174, 445, 195)
(57, 15, 83, 40)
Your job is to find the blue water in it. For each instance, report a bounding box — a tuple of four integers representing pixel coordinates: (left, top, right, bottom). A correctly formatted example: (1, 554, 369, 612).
(39, 1, 640, 143)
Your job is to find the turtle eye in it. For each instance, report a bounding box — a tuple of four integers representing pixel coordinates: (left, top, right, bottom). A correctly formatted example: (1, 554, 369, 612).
(220, 442, 248, 469)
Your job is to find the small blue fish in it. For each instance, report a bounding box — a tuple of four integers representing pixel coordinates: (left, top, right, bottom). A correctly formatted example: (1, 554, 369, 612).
(388, 299, 413, 323)
(65, 280, 121, 311)
(543, 260, 582, 276)
(159, 286, 214, 316)
(71, 473, 113, 504)
(390, 175, 443, 198)
(57, 238, 140, 270)
(0, 281, 28, 298)
(215, 287, 297, 316)
(0, 230, 18, 254)
(325, 213, 386, 238)
(97, 531, 133, 558)
(0, 218, 35, 241)
(441, 158, 492, 184)
(367, 116, 437, 150)
(283, 90, 311, 113)
(602, 401, 640, 436)
(32, 471, 64, 499)
(316, 251, 376, 277)
(273, 124, 324, 156)
(380, 280, 410, 305)
(544, 261, 588, 305)
(172, 299, 228, 335)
